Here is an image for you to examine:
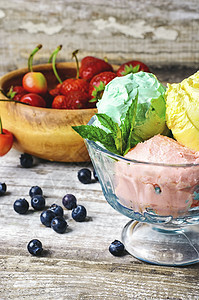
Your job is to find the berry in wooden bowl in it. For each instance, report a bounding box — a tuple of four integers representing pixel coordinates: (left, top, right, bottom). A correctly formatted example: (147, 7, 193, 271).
(0, 62, 98, 162)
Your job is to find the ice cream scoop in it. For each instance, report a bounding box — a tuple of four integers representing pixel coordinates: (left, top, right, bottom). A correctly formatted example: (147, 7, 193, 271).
(96, 72, 168, 142)
(115, 135, 199, 217)
(166, 71, 199, 152)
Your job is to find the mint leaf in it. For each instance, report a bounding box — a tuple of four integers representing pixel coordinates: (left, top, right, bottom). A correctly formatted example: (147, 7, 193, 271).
(96, 113, 123, 154)
(120, 92, 138, 154)
(72, 92, 140, 156)
(72, 125, 119, 154)
(96, 113, 118, 135)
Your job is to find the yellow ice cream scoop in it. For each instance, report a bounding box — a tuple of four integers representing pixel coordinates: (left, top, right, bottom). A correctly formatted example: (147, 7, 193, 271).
(166, 71, 199, 151)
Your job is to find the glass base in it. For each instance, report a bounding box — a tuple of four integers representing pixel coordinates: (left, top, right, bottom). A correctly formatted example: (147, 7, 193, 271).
(122, 220, 199, 266)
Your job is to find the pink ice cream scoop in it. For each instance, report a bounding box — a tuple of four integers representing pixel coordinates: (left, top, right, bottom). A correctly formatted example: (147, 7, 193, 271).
(115, 135, 199, 217)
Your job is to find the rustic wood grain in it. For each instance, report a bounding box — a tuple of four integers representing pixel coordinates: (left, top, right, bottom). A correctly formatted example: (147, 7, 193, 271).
(0, 0, 199, 77)
(0, 148, 199, 300)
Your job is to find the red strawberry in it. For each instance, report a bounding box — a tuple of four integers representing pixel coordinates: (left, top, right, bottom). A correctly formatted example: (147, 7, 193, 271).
(52, 91, 89, 109)
(59, 50, 90, 96)
(79, 56, 113, 82)
(88, 71, 117, 105)
(66, 90, 90, 109)
(117, 60, 150, 77)
(52, 95, 68, 109)
(7, 85, 28, 101)
(59, 78, 89, 96)
(49, 83, 62, 97)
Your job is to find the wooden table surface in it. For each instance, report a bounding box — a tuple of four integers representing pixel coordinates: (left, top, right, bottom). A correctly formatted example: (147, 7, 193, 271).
(0, 147, 199, 300)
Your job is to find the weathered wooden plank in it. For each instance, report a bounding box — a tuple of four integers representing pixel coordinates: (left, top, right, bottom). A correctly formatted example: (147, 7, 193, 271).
(0, 255, 199, 299)
(0, 0, 199, 76)
(0, 149, 199, 299)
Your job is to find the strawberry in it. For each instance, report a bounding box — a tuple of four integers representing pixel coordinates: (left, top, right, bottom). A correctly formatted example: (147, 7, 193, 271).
(79, 56, 113, 82)
(88, 71, 117, 104)
(59, 50, 90, 96)
(52, 95, 67, 109)
(52, 91, 89, 109)
(7, 85, 28, 101)
(59, 78, 89, 96)
(116, 60, 150, 77)
(49, 83, 62, 97)
(66, 90, 90, 109)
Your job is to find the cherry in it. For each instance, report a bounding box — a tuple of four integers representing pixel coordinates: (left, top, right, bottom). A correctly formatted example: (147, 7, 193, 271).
(20, 93, 46, 107)
(22, 45, 47, 95)
(0, 117, 13, 156)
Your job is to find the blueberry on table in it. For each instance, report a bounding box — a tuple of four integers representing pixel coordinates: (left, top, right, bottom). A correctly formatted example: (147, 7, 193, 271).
(27, 239, 43, 256)
(0, 182, 7, 196)
(29, 185, 43, 198)
(20, 153, 33, 168)
(40, 210, 56, 227)
(31, 195, 45, 210)
(93, 169, 99, 181)
(109, 240, 125, 256)
(13, 198, 29, 214)
(72, 205, 87, 222)
(62, 194, 77, 210)
(77, 168, 92, 184)
(49, 204, 63, 217)
(51, 216, 68, 234)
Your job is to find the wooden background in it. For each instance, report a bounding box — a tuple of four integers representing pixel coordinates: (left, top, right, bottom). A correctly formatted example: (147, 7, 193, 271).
(1, 1, 199, 299)
(0, 0, 199, 81)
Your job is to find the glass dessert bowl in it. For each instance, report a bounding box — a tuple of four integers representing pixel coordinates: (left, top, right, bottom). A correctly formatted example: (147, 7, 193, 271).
(86, 119, 199, 266)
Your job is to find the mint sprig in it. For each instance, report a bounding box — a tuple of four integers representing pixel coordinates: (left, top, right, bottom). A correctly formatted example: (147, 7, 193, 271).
(72, 96, 139, 156)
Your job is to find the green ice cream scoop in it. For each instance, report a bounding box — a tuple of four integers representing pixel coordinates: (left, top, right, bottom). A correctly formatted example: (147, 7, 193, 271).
(96, 72, 167, 141)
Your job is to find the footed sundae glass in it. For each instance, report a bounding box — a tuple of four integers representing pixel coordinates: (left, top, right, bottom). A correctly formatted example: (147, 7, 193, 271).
(86, 117, 199, 266)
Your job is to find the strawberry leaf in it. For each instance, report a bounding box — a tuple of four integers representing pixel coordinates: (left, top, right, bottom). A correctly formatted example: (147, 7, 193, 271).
(6, 86, 16, 99)
(121, 64, 140, 76)
(89, 81, 106, 103)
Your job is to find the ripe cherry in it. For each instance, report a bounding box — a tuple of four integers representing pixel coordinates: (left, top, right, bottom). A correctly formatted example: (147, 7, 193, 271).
(20, 93, 46, 107)
(0, 117, 13, 156)
(23, 72, 47, 95)
(22, 44, 47, 95)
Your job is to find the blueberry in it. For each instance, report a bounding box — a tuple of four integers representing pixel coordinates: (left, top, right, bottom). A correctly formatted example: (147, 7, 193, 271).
(29, 186, 43, 198)
(20, 153, 33, 168)
(51, 216, 68, 234)
(72, 205, 87, 222)
(0, 182, 7, 196)
(77, 168, 92, 184)
(93, 169, 98, 181)
(62, 194, 77, 210)
(40, 210, 56, 227)
(27, 239, 43, 256)
(109, 240, 125, 256)
(31, 195, 45, 210)
(13, 198, 29, 214)
(49, 204, 63, 217)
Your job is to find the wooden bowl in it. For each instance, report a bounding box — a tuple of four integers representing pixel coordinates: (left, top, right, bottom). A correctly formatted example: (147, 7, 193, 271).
(0, 62, 98, 162)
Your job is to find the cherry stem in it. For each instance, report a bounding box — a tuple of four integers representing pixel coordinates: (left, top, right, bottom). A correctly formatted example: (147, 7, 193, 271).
(72, 50, 80, 79)
(0, 99, 30, 106)
(28, 44, 42, 72)
(48, 45, 63, 84)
